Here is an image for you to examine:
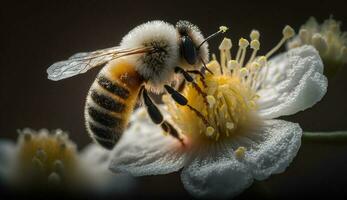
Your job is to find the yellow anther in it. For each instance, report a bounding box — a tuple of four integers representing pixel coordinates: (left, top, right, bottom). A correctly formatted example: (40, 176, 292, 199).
(251, 62, 260, 70)
(226, 122, 234, 130)
(235, 146, 246, 159)
(228, 60, 238, 69)
(299, 28, 309, 43)
(219, 26, 229, 33)
(207, 95, 216, 108)
(206, 126, 215, 137)
(258, 56, 267, 66)
(250, 39, 260, 50)
(240, 68, 249, 77)
(312, 33, 328, 54)
(239, 38, 249, 48)
(219, 38, 232, 50)
(283, 25, 295, 39)
(250, 30, 260, 40)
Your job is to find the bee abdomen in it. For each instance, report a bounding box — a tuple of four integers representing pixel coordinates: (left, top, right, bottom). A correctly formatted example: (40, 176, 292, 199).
(85, 60, 143, 150)
(85, 77, 131, 149)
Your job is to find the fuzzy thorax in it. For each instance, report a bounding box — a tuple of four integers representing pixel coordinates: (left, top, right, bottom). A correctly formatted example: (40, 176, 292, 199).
(120, 21, 179, 92)
(164, 26, 295, 144)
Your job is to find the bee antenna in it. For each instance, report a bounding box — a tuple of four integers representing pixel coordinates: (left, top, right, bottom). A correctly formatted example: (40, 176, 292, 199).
(197, 26, 228, 49)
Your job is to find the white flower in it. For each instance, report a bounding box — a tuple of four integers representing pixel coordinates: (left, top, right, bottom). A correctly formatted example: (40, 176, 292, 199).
(287, 16, 347, 77)
(109, 26, 327, 199)
(0, 129, 135, 195)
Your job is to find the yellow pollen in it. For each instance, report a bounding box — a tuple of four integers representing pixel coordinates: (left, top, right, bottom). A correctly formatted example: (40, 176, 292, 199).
(235, 147, 246, 159)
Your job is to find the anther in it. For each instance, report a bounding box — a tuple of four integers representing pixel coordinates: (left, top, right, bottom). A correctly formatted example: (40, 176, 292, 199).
(283, 25, 295, 39)
(207, 95, 216, 108)
(219, 38, 232, 50)
(239, 38, 250, 48)
(226, 122, 235, 130)
(228, 60, 238, 70)
(250, 30, 260, 40)
(240, 68, 249, 77)
(206, 126, 215, 137)
(235, 146, 246, 159)
(250, 40, 260, 50)
(54, 160, 64, 174)
(299, 29, 309, 43)
(312, 33, 328, 54)
(48, 172, 61, 185)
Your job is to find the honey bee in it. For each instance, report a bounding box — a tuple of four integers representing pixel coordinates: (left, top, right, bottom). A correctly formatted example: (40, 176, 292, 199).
(47, 20, 226, 149)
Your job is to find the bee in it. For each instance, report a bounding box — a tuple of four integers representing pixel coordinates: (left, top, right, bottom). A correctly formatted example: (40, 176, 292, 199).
(47, 20, 226, 150)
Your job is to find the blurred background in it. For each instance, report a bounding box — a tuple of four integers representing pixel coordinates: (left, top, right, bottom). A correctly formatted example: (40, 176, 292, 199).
(1, 0, 347, 199)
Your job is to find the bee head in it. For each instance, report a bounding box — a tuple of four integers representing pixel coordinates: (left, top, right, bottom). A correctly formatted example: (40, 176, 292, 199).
(176, 20, 209, 68)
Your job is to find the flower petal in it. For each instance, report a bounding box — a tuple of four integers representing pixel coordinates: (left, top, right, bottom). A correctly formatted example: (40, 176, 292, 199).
(257, 45, 327, 119)
(181, 143, 253, 199)
(109, 107, 188, 176)
(0, 140, 15, 180)
(242, 120, 302, 180)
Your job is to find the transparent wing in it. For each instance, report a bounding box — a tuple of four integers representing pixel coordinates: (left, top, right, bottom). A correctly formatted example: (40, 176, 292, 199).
(47, 46, 152, 81)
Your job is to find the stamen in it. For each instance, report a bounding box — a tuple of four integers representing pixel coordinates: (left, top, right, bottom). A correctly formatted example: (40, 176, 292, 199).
(265, 25, 295, 58)
(238, 38, 249, 67)
(312, 33, 328, 55)
(248, 39, 260, 64)
(299, 28, 309, 43)
(219, 38, 232, 74)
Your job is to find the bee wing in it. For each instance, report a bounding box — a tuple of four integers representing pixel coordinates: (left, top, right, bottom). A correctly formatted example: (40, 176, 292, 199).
(47, 46, 151, 81)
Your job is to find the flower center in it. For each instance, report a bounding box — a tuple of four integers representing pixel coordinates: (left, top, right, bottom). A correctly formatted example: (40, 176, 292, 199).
(165, 26, 295, 143)
(12, 129, 78, 187)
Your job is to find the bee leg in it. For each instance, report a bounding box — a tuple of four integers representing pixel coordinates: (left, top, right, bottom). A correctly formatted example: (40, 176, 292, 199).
(141, 86, 163, 124)
(175, 67, 208, 105)
(141, 86, 184, 144)
(164, 85, 210, 126)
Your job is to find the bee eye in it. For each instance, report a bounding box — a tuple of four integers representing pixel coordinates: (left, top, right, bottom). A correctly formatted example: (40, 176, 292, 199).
(181, 36, 197, 65)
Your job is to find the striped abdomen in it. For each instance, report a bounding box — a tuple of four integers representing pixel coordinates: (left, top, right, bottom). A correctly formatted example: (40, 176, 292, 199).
(85, 59, 143, 149)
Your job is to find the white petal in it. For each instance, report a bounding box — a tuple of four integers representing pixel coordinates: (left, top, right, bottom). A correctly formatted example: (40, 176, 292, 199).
(242, 120, 302, 180)
(80, 143, 136, 194)
(257, 45, 327, 119)
(80, 143, 110, 167)
(181, 143, 253, 199)
(0, 140, 15, 179)
(109, 107, 188, 176)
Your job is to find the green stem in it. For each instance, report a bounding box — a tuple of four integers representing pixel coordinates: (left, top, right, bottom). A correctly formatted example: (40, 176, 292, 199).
(302, 131, 347, 143)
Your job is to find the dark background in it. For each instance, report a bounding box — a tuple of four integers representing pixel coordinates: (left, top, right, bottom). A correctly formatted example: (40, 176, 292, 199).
(1, 0, 347, 199)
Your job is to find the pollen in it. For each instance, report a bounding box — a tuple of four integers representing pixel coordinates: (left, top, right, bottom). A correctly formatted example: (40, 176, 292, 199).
(164, 26, 294, 143)
(235, 146, 246, 159)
